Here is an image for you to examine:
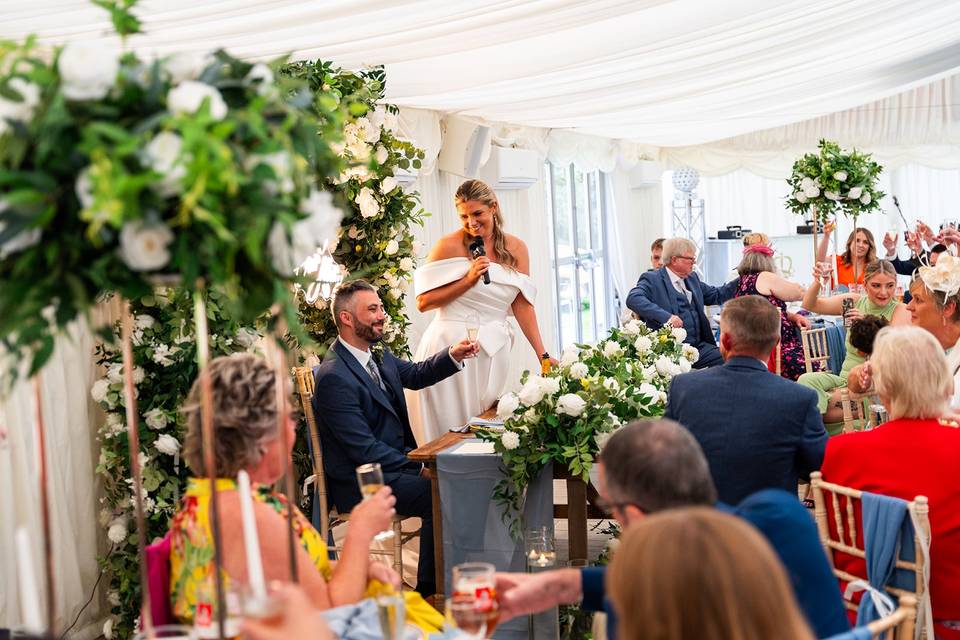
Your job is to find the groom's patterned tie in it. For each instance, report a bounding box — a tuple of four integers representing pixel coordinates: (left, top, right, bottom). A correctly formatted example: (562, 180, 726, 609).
(366, 358, 386, 392)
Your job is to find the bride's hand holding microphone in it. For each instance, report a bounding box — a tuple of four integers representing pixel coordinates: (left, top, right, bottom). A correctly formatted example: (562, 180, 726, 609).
(468, 255, 491, 283)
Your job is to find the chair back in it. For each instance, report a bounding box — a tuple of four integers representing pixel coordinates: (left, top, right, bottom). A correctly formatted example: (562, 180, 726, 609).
(801, 326, 831, 374)
(822, 596, 917, 640)
(810, 472, 930, 637)
(840, 389, 871, 434)
(293, 366, 332, 541)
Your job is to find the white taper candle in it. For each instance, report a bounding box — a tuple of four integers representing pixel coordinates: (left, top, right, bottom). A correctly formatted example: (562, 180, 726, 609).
(15, 527, 43, 633)
(237, 470, 267, 599)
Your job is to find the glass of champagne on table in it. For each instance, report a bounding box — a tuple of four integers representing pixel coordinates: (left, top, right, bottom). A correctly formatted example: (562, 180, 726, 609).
(451, 562, 500, 638)
(355, 462, 394, 541)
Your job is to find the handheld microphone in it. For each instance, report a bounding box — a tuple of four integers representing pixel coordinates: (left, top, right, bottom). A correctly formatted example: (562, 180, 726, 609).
(469, 236, 491, 285)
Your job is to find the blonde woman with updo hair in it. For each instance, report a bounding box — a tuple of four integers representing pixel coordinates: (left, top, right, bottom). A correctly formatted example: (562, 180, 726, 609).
(607, 508, 814, 640)
(408, 179, 554, 443)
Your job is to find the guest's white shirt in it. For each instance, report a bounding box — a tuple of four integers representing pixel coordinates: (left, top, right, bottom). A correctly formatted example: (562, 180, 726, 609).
(337, 336, 463, 371)
(666, 267, 692, 301)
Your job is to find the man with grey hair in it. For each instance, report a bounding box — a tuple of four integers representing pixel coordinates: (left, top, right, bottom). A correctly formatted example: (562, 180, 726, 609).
(313, 279, 478, 597)
(493, 418, 848, 639)
(626, 237, 738, 368)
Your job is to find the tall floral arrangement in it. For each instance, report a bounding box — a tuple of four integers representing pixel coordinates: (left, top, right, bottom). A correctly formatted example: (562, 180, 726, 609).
(281, 62, 427, 357)
(785, 139, 885, 223)
(0, 5, 352, 384)
(480, 319, 697, 536)
(93, 288, 260, 640)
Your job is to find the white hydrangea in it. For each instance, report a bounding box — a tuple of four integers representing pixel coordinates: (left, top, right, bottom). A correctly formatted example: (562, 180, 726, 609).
(559, 347, 580, 367)
(91, 378, 110, 403)
(106, 518, 128, 545)
(496, 392, 520, 419)
(602, 340, 622, 358)
(556, 393, 587, 417)
(568, 362, 589, 380)
(500, 431, 520, 450)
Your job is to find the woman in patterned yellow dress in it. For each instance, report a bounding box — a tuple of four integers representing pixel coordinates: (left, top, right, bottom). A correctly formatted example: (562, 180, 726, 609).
(168, 353, 443, 631)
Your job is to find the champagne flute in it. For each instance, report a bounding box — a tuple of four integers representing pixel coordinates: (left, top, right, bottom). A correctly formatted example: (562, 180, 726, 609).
(355, 462, 395, 541)
(466, 312, 480, 349)
(452, 562, 500, 636)
(376, 594, 405, 640)
(817, 258, 834, 297)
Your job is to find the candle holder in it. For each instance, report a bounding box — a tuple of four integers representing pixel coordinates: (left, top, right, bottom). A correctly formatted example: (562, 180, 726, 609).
(524, 527, 556, 571)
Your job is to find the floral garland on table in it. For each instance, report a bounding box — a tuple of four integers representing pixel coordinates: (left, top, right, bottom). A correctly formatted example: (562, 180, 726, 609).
(0, 2, 355, 384)
(281, 62, 428, 357)
(785, 139, 885, 223)
(94, 287, 260, 640)
(480, 319, 698, 537)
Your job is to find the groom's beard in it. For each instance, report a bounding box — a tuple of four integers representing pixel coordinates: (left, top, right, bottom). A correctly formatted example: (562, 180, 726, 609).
(354, 318, 384, 343)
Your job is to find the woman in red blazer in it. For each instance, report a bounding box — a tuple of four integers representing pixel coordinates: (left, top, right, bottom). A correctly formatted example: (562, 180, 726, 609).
(821, 326, 960, 635)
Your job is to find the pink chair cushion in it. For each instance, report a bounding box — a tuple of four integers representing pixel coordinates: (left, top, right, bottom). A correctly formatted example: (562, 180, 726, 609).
(143, 531, 175, 627)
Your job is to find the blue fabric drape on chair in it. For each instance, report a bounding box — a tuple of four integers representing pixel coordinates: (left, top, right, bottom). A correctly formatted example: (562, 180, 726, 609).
(856, 492, 916, 627)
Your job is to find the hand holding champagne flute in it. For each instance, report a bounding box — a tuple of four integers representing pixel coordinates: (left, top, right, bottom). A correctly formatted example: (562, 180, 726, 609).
(466, 312, 480, 349)
(355, 463, 395, 541)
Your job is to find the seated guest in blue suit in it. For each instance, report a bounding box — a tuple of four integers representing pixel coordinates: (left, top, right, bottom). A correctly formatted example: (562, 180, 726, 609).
(665, 295, 828, 504)
(626, 237, 738, 368)
(312, 279, 478, 597)
(493, 419, 849, 639)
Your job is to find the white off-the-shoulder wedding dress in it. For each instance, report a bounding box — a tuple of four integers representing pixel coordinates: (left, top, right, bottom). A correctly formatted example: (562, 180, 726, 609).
(406, 257, 536, 445)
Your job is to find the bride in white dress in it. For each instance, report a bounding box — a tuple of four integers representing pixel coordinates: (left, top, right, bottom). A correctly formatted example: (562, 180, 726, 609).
(407, 179, 556, 445)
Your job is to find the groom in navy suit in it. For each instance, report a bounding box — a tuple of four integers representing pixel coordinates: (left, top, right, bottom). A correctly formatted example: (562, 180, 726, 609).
(626, 237, 738, 368)
(313, 279, 478, 597)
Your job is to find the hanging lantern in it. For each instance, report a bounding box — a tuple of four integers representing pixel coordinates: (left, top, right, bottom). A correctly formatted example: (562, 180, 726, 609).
(298, 241, 343, 305)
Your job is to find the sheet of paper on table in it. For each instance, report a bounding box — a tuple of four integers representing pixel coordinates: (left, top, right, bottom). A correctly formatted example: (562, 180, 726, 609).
(452, 441, 497, 455)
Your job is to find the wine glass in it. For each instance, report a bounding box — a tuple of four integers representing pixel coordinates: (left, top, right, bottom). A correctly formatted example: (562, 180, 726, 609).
(452, 562, 500, 636)
(355, 463, 395, 541)
(466, 312, 480, 349)
(525, 527, 556, 571)
(445, 597, 488, 640)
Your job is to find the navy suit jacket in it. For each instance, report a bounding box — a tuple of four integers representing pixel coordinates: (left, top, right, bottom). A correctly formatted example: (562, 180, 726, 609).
(312, 340, 460, 511)
(581, 490, 850, 639)
(625, 267, 738, 345)
(664, 356, 828, 505)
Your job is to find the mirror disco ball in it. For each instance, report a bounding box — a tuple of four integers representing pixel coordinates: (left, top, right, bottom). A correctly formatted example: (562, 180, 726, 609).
(672, 167, 700, 192)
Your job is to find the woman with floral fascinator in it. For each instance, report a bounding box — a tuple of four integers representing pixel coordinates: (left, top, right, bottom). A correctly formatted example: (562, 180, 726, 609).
(732, 243, 808, 379)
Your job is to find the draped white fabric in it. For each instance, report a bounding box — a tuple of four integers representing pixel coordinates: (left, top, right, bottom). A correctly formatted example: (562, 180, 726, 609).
(5, 1, 960, 145)
(0, 321, 104, 639)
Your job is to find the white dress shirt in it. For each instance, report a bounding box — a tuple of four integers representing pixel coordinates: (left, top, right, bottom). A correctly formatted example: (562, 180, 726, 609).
(666, 268, 693, 303)
(337, 337, 465, 377)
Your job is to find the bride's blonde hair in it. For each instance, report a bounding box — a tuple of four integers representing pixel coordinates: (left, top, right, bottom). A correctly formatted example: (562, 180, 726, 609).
(455, 179, 518, 269)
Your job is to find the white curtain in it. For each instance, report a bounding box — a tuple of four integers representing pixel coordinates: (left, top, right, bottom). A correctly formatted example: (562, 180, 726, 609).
(6, 1, 960, 146)
(0, 320, 104, 640)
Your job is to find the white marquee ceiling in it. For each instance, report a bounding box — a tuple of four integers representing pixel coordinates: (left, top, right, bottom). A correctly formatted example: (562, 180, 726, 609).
(3, 0, 960, 146)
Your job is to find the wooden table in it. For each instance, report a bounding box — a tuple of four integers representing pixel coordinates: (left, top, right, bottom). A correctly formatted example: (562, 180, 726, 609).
(407, 430, 603, 597)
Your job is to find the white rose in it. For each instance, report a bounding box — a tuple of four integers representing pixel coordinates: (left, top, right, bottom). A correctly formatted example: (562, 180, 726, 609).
(671, 327, 687, 342)
(556, 393, 587, 417)
(500, 431, 520, 450)
(682, 344, 699, 362)
(794, 191, 808, 204)
(119, 221, 174, 272)
(804, 186, 821, 198)
(375, 145, 389, 165)
(620, 319, 641, 336)
(602, 340, 622, 358)
(155, 433, 180, 456)
(267, 189, 343, 276)
(245, 63, 274, 96)
(107, 363, 123, 384)
(678, 358, 692, 373)
(356, 187, 380, 218)
(568, 362, 589, 379)
(860, 193, 872, 205)
(103, 618, 115, 640)
(634, 335, 652, 354)
(91, 378, 110, 403)
(58, 43, 119, 101)
(518, 378, 548, 405)
(144, 132, 186, 196)
(602, 378, 620, 393)
(380, 176, 399, 195)
(833, 171, 848, 182)
(107, 519, 128, 545)
(800, 177, 814, 189)
(384, 239, 399, 256)
(0, 77, 41, 125)
(496, 392, 520, 419)
(638, 383, 659, 401)
(144, 408, 168, 430)
(387, 286, 400, 299)
(135, 314, 155, 331)
(163, 51, 214, 84)
(824, 190, 840, 201)
(167, 81, 227, 120)
(560, 347, 580, 367)
(539, 377, 561, 395)
(847, 186, 863, 199)
(655, 355, 677, 377)
(399, 257, 414, 272)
